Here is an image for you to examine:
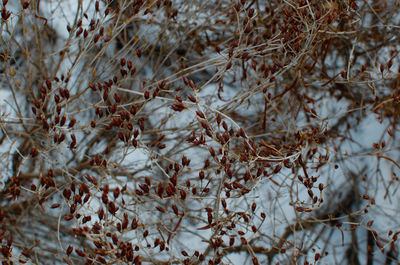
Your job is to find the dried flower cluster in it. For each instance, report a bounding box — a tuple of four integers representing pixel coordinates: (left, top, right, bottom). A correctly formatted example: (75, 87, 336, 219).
(0, 0, 399, 264)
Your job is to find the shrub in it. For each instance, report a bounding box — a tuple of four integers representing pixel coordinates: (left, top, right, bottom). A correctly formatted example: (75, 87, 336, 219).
(0, 0, 399, 264)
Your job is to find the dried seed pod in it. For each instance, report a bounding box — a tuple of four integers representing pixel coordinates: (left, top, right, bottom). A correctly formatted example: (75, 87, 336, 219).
(120, 58, 126, 66)
(209, 146, 215, 157)
(172, 204, 179, 215)
(113, 93, 121, 103)
(196, 110, 205, 119)
(66, 245, 73, 256)
(30, 147, 39, 157)
(50, 203, 60, 209)
(188, 94, 197, 102)
(46, 79, 52, 90)
(221, 199, 227, 208)
(60, 115, 66, 126)
(180, 189, 186, 200)
(64, 215, 74, 221)
(68, 118, 76, 128)
(144, 90, 150, 99)
(131, 218, 138, 229)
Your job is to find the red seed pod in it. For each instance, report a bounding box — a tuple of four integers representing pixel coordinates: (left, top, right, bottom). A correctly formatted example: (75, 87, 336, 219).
(156, 206, 165, 213)
(46, 79, 52, 90)
(130, 105, 137, 115)
(50, 203, 60, 209)
(172, 204, 179, 215)
(207, 212, 213, 224)
(139, 183, 150, 193)
(122, 213, 129, 230)
(120, 58, 126, 66)
(75, 248, 85, 257)
(90, 120, 96, 128)
(98, 208, 104, 220)
(238, 128, 246, 138)
(127, 61, 133, 69)
(30, 147, 39, 157)
(252, 257, 259, 265)
(54, 115, 61, 125)
(196, 110, 205, 119)
(138, 118, 145, 131)
(388, 60, 393, 69)
(199, 170, 205, 180)
(222, 121, 228, 131)
(63, 188, 71, 200)
(376, 240, 383, 250)
(216, 113, 222, 124)
(103, 90, 108, 101)
(273, 164, 282, 173)
(136, 49, 142, 57)
(208, 146, 215, 156)
(76, 27, 83, 37)
(42, 119, 49, 131)
(64, 215, 74, 221)
(361, 64, 367, 72)
(102, 192, 108, 204)
(251, 202, 256, 212)
(182, 76, 189, 85)
(229, 237, 235, 246)
(221, 199, 227, 208)
(70, 134, 76, 145)
(131, 218, 138, 229)
(66, 245, 73, 256)
(189, 79, 195, 89)
(60, 115, 66, 126)
(83, 194, 90, 203)
(180, 189, 186, 200)
(113, 93, 121, 103)
(144, 90, 150, 99)
(57, 133, 65, 144)
(68, 118, 76, 128)
(93, 34, 100, 43)
(74, 194, 82, 205)
(113, 187, 120, 199)
(187, 94, 197, 103)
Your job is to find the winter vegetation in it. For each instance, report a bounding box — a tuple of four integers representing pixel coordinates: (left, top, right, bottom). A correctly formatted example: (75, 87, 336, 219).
(0, 0, 399, 264)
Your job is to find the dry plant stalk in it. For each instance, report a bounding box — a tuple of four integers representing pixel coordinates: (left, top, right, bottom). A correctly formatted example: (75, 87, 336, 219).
(0, 0, 399, 264)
